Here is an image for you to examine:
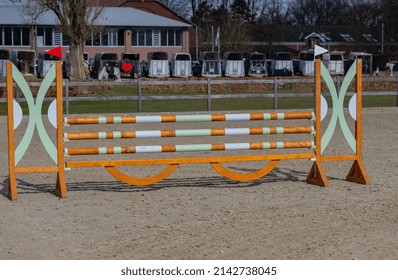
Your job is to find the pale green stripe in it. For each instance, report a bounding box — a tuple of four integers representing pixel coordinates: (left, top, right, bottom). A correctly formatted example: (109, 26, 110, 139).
(99, 147, 107, 154)
(176, 115, 212, 122)
(277, 113, 285, 119)
(114, 147, 122, 154)
(276, 127, 284, 134)
(98, 116, 107, 124)
(98, 132, 107, 139)
(176, 144, 212, 152)
(176, 129, 211, 137)
(262, 128, 270, 134)
(263, 113, 271, 120)
(113, 116, 122, 124)
(113, 131, 122, 139)
(276, 142, 284, 148)
(263, 142, 271, 148)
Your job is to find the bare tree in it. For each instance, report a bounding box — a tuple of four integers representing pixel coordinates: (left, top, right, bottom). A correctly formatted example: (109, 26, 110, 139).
(159, 0, 191, 19)
(260, 0, 290, 25)
(344, 0, 380, 27)
(289, 0, 348, 26)
(220, 18, 253, 52)
(22, 0, 106, 80)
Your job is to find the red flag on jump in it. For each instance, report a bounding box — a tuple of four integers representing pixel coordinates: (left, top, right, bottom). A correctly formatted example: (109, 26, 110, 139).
(46, 46, 63, 59)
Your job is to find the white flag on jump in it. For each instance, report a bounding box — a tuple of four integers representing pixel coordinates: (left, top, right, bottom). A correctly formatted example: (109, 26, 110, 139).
(314, 45, 328, 57)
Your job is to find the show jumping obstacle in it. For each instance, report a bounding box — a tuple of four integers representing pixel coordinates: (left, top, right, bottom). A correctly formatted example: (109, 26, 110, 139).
(6, 60, 370, 200)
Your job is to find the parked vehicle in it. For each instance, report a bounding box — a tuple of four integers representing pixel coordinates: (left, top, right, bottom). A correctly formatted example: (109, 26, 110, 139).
(120, 53, 140, 79)
(270, 51, 294, 76)
(36, 50, 62, 78)
(298, 50, 315, 76)
(63, 51, 90, 79)
(347, 52, 373, 75)
(0, 49, 10, 78)
(142, 51, 170, 78)
(10, 50, 36, 76)
(322, 51, 345, 75)
(222, 52, 245, 77)
(170, 52, 192, 77)
(201, 51, 222, 77)
(245, 52, 267, 77)
(92, 52, 119, 79)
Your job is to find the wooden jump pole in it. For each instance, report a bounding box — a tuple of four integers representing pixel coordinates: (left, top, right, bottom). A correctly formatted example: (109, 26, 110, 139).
(64, 125, 314, 140)
(64, 111, 314, 125)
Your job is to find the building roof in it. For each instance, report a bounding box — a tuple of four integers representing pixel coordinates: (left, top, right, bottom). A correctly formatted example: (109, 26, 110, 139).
(0, 6, 191, 28)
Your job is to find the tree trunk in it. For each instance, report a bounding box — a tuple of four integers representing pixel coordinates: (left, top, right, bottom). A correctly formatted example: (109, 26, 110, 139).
(69, 42, 86, 80)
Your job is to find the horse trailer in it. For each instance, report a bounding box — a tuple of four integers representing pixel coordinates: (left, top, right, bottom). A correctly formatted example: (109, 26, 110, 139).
(143, 51, 170, 78)
(298, 50, 315, 76)
(245, 52, 267, 77)
(201, 51, 222, 77)
(36, 50, 62, 78)
(347, 52, 373, 75)
(222, 52, 245, 77)
(92, 52, 119, 79)
(170, 52, 192, 78)
(270, 52, 294, 76)
(322, 51, 345, 75)
(10, 50, 36, 76)
(120, 53, 140, 79)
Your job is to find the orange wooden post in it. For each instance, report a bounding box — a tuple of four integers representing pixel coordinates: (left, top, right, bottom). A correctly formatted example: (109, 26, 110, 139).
(346, 59, 370, 184)
(55, 62, 68, 198)
(7, 62, 18, 200)
(306, 59, 329, 187)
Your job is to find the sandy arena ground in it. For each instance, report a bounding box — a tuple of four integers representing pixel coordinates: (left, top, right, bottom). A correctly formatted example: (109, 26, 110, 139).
(0, 107, 397, 260)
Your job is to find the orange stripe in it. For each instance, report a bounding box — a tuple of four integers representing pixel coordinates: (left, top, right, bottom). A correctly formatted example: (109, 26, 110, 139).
(211, 128, 225, 136)
(284, 112, 313, 119)
(212, 114, 226, 121)
(250, 113, 265, 120)
(211, 143, 225, 150)
(161, 115, 177, 122)
(249, 128, 263, 134)
(269, 142, 277, 149)
(67, 147, 100, 155)
(162, 145, 176, 152)
(121, 116, 136, 123)
(250, 142, 264, 149)
(120, 131, 136, 138)
(270, 113, 278, 120)
(124, 146, 136, 153)
(161, 130, 176, 137)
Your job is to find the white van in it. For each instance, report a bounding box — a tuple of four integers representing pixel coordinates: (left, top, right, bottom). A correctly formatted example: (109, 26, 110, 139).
(322, 51, 345, 75)
(222, 52, 245, 77)
(170, 52, 192, 77)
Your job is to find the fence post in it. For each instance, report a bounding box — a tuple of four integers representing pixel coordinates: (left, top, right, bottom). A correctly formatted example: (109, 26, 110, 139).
(207, 77, 212, 112)
(64, 79, 69, 115)
(396, 76, 398, 107)
(336, 75, 341, 94)
(273, 76, 278, 110)
(137, 78, 142, 112)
